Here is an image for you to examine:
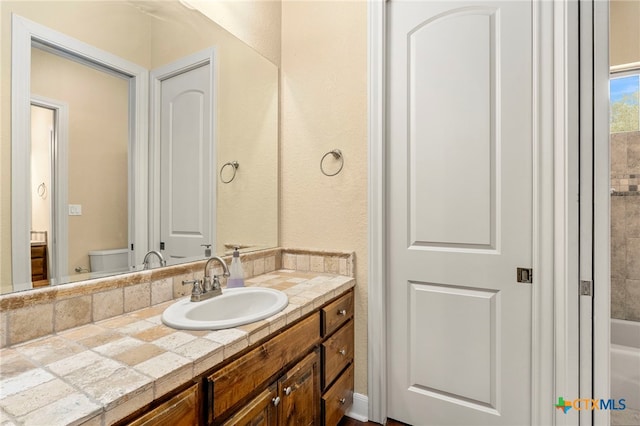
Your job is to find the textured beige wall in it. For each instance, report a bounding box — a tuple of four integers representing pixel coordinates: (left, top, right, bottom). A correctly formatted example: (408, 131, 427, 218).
(280, 0, 368, 395)
(610, 0, 640, 66)
(189, 0, 282, 66)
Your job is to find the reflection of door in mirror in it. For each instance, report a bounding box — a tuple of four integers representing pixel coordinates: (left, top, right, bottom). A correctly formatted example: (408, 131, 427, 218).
(30, 105, 53, 285)
(30, 46, 130, 283)
(157, 55, 215, 261)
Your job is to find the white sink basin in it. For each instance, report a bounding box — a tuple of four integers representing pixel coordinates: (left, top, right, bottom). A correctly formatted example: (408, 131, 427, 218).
(161, 287, 288, 330)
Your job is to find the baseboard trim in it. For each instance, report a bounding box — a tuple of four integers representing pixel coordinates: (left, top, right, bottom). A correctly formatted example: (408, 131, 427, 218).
(345, 393, 369, 422)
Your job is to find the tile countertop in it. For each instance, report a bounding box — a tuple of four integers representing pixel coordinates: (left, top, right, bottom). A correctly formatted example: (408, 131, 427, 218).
(0, 270, 355, 426)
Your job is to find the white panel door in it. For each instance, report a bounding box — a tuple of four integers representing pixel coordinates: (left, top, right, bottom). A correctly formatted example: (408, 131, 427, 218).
(387, 1, 533, 424)
(160, 64, 213, 260)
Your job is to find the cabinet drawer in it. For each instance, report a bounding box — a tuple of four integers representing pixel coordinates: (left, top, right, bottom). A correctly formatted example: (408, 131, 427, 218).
(322, 364, 354, 426)
(127, 383, 200, 426)
(31, 245, 46, 258)
(222, 384, 277, 426)
(207, 312, 321, 422)
(322, 320, 354, 388)
(321, 291, 353, 337)
(31, 258, 46, 275)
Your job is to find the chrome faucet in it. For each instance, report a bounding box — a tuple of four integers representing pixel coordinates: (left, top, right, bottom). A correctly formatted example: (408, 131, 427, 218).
(182, 256, 229, 302)
(143, 250, 166, 269)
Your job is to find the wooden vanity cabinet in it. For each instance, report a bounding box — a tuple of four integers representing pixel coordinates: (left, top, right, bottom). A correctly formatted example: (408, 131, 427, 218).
(278, 350, 321, 425)
(30, 244, 48, 283)
(211, 290, 355, 426)
(221, 384, 277, 426)
(221, 350, 320, 426)
(320, 291, 355, 426)
(125, 382, 201, 426)
(119, 289, 354, 426)
(207, 313, 321, 424)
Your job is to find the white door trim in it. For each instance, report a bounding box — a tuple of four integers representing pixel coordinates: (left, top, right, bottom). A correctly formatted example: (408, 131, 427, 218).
(592, 0, 611, 424)
(367, 1, 579, 423)
(367, 0, 387, 423)
(30, 96, 69, 284)
(149, 48, 217, 254)
(11, 14, 149, 285)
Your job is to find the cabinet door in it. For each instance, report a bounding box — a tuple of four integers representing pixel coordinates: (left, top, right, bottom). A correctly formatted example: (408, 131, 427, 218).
(127, 383, 200, 426)
(222, 384, 277, 426)
(208, 313, 320, 422)
(279, 350, 320, 426)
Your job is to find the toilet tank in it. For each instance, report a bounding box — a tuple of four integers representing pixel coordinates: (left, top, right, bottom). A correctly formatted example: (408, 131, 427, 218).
(88, 248, 129, 272)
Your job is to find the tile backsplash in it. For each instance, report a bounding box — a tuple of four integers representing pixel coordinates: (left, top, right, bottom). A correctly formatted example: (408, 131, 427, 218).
(0, 248, 355, 348)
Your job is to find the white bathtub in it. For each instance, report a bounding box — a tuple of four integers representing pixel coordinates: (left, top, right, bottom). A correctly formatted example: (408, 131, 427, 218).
(611, 319, 640, 411)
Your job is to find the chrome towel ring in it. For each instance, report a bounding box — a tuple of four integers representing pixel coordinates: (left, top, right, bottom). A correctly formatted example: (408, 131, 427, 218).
(220, 161, 239, 183)
(320, 149, 344, 176)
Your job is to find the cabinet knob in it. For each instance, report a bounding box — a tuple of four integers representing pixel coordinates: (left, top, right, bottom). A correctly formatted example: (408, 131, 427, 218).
(339, 398, 346, 405)
(272, 396, 280, 406)
(338, 349, 346, 356)
(338, 309, 347, 316)
(284, 386, 293, 395)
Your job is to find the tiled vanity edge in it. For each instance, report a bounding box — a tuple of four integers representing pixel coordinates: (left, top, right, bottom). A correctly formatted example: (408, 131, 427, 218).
(0, 271, 356, 425)
(0, 260, 355, 425)
(0, 248, 355, 348)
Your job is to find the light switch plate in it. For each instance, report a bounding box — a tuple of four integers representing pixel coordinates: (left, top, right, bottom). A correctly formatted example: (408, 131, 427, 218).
(69, 204, 82, 216)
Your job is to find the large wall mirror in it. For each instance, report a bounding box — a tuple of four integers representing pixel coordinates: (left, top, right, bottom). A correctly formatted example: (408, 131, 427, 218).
(0, 1, 279, 294)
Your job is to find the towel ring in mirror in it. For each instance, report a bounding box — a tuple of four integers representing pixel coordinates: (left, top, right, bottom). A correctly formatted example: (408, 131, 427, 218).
(37, 182, 47, 199)
(320, 149, 344, 176)
(220, 161, 239, 183)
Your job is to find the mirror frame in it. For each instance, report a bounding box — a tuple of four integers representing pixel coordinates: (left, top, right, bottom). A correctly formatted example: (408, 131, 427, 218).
(11, 14, 149, 291)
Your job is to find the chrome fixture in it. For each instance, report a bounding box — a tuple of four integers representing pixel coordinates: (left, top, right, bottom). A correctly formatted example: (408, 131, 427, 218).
(320, 149, 344, 176)
(182, 256, 230, 302)
(143, 250, 166, 269)
(220, 161, 239, 183)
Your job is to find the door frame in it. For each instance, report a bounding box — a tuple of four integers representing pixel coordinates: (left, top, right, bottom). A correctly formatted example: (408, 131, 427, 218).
(579, 1, 611, 425)
(367, 1, 580, 423)
(149, 48, 217, 255)
(591, 1, 611, 425)
(30, 96, 69, 284)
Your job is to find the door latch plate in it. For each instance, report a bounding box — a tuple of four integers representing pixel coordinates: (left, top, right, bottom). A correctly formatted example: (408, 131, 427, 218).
(580, 280, 592, 296)
(517, 267, 533, 284)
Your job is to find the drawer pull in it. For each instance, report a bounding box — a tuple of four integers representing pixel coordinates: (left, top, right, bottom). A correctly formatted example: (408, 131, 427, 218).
(284, 386, 293, 396)
(338, 309, 347, 316)
(272, 396, 281, 406)
(338, 349, 346, 356)
(339, 398, 346, 405)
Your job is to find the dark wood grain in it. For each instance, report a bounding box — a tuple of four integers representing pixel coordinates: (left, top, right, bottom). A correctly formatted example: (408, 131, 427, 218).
(338, 417, 410, 426)
(208, 312, 321, 421)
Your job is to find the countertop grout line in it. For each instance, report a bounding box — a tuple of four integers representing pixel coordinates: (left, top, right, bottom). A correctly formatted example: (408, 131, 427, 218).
(0, 271, 355, 425)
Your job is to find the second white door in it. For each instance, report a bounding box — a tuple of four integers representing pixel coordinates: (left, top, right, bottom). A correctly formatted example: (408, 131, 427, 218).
(159, 63, 214, 261)
(387, 1, 535, 424)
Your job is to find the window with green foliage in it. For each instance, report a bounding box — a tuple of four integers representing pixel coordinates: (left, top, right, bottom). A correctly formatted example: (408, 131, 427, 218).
(610, 72, 640, 133)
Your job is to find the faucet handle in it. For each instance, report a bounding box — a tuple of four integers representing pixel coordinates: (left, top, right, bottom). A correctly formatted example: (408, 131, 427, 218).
(182, 279, 203, 297)
(211, 275, 222, 290)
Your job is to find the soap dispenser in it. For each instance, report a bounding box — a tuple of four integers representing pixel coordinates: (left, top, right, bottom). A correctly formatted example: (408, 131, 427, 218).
(227, 247, 245, 288)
